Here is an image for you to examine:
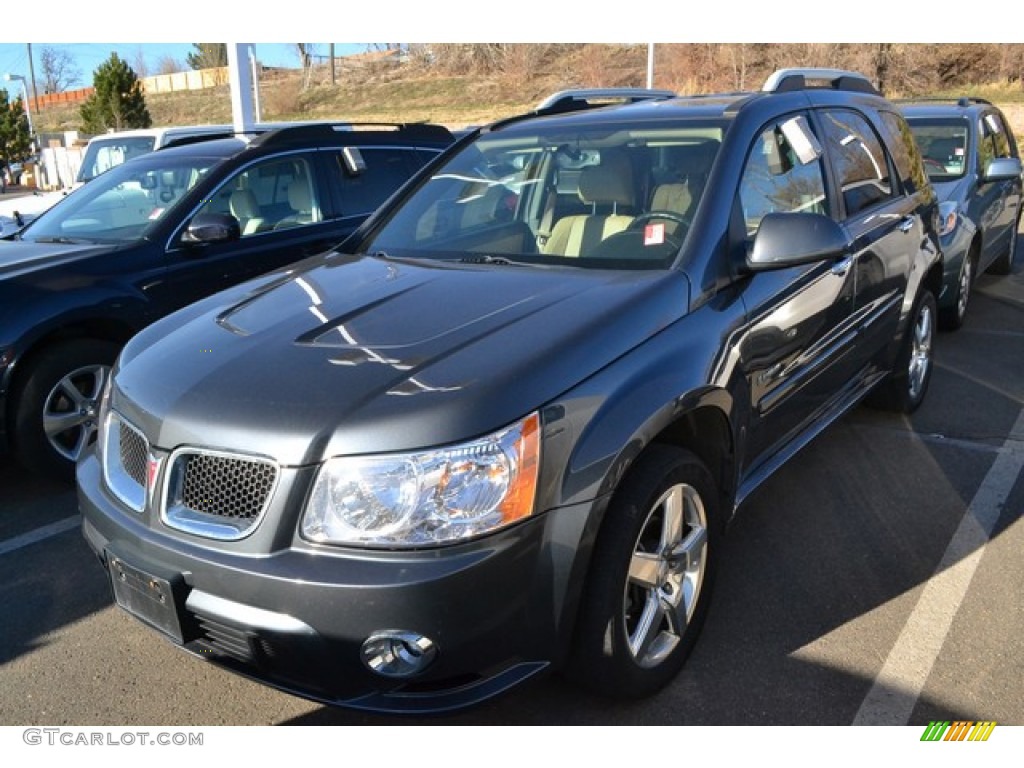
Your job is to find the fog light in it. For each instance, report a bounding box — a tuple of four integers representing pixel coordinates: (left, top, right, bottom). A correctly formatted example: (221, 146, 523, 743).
(361, 630, 437, 678)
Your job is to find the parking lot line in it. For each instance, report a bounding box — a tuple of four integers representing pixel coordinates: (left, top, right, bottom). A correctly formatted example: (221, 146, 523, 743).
(0, 515, 80, 557)
(852, 407, 1024, 725)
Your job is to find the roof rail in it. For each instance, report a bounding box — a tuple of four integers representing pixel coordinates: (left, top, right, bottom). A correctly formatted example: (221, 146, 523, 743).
(536, 87, 676, 112)
(159, 131, 240, 149)
(957, 96, 993, 107)
(894, 96, 994, 109)
(762, 68, 879, 96)
(249, 122, 453, 149)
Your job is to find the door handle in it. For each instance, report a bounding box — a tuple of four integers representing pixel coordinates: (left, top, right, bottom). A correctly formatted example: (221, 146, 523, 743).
(899, 217, 915, 233)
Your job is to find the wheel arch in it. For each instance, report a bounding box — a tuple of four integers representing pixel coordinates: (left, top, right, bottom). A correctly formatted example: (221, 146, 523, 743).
(4, 318, 136, 445)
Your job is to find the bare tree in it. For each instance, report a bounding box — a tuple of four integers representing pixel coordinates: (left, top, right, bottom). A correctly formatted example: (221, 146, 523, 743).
(39, 46, 82, 93)
(296, 44, 316, 89)
(130, 46, 149, 79)
(156, 56, 184, 75)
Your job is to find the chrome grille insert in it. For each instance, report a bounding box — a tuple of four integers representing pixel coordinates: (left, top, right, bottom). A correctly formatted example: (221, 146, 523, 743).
(101, 412, 148, 512)
(119, 421, 148, 487)
(162, 448, 278, 540)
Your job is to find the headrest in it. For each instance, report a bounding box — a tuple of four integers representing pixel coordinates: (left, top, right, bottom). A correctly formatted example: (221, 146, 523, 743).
(578, 153, 634, 207)
(229, 189, 259, 219)
(652, 183, 691, 215)
(288, 182, 312, 212)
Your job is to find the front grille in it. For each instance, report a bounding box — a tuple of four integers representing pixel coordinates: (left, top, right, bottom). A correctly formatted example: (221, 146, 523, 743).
(118, 421, 148, 487)
(102, 413, 149, 512)
(162, 449, 278, 540)
(179, 453, 277, 520)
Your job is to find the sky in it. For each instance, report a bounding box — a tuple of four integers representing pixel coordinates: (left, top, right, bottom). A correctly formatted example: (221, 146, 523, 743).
(0, 44, 370, 90)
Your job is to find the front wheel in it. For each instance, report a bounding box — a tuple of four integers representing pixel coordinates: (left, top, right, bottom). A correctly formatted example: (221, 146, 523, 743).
(566, 445, 720, 699)
(869, 290, 936, 414)
(988, 217, 1018, 276)
(12, 340, 120, 482)
(939, 252, 973, 331)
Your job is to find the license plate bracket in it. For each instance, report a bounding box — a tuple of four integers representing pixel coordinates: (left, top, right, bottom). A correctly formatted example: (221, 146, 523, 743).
(106, 550, 190, 644)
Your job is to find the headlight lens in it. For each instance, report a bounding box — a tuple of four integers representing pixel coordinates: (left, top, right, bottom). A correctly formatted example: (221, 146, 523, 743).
(937, 201, 958, 237)
(301, 412, 541, 547)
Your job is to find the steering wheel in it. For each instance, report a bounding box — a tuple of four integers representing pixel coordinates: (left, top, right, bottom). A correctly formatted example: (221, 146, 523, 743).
(628, 211, 692, 236)
(586, 212, 686, 261)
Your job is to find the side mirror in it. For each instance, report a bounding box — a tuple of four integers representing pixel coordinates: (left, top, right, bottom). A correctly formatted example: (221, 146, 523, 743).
(182, 212, 240, 244)
(983, 157, 1022, 183)
(747, 212, 847, 271)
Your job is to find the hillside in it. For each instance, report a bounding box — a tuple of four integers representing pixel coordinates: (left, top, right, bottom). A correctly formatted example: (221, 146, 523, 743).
(32, 43, 1024, 138)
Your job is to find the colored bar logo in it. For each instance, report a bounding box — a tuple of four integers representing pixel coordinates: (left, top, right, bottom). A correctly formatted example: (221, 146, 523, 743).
(920, 721, 996, 741)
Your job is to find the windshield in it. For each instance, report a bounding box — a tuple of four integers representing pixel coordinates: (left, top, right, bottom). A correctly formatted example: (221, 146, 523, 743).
(907, 119, 969, 182)
(77, 136, 158, 183)
(22, 153, 221, 244)
(363, 121, 724, 270)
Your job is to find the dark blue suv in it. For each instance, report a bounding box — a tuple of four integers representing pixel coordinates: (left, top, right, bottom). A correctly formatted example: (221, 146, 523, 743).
(0, 123, 454, 479)
(902, 98, 1022, 329)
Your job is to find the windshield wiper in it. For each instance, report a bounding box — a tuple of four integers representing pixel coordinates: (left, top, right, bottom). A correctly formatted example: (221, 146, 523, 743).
(32, 236, 92, 245)
(459, 254, 521, 266)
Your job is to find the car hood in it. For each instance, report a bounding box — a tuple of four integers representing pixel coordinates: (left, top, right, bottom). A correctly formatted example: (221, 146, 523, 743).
(114, 253, 690, 465)
(0, 239, 117, 278)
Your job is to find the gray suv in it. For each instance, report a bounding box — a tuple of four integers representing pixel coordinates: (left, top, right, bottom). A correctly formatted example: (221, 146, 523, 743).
(79, 69, 942, 713)
(902, 98, 1022, 329)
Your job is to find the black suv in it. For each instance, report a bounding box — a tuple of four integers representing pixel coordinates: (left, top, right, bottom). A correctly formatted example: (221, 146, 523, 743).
(79, 70, 942, 713)
(901, 98, 1022, 329)
(0, 122, 454, 478)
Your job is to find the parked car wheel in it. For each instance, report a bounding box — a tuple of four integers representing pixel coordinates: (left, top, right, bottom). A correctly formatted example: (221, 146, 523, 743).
(567, 445, 719, 699)
(12, 340, 119, 482)
(939, 249, 974, 331)
(869, 290, 936, 414)
(988, 217, 1018, 276)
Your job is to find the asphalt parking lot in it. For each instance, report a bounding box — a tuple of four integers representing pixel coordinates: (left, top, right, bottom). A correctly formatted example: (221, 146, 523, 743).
(1, 240, 1022, 727)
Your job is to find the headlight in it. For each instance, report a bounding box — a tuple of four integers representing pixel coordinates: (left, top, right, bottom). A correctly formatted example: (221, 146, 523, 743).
(937, 201, 958, 237)
(301, 412, 541, 547)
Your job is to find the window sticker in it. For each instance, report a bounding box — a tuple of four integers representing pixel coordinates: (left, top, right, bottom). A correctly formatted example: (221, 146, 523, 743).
(644, 222, 665, 246)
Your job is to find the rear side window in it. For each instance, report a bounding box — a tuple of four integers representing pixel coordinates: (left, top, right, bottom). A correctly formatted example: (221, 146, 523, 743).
(327, 147, 432, 217)
(820, 110, 894, 217)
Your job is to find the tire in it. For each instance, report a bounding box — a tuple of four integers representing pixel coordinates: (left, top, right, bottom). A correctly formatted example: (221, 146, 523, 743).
(868, 290, 936, 414)
(939, 251, 973, 331)
(566, 445, 720, 699)
(988, 216, 1018, 276)
(11, 339, 120, 482)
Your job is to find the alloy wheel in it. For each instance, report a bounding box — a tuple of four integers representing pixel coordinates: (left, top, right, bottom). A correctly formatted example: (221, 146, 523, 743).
(42, 363, 110, 462)
(907, 299, 933, 402)
(623, 482, 708, 669)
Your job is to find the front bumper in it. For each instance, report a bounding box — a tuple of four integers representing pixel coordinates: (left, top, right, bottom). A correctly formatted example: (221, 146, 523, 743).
(78, 452, 599, 714)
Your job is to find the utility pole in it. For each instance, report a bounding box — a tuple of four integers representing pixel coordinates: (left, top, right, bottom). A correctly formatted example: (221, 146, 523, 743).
(330, 43, 336, 85)
(227, 44, 256, 132)
(26, 43, 39, 113)
(647, 43, 655, 89)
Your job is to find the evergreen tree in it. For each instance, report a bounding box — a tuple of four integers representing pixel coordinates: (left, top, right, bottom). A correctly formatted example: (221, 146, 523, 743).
(186, 44, 228, 70)
(0, 88, 32, 180)
(80, 53, 152, 134)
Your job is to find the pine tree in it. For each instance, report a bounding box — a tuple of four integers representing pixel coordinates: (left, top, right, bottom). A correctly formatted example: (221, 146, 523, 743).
(0, 88, 32, 180)
(186, 44, 228, 70)
(80, 53, 152, 134)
